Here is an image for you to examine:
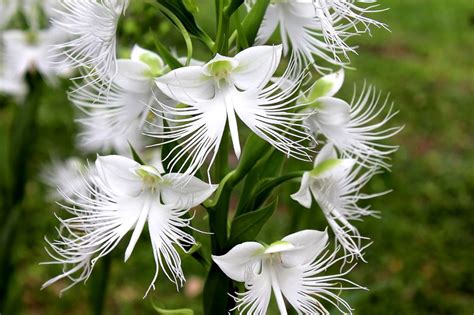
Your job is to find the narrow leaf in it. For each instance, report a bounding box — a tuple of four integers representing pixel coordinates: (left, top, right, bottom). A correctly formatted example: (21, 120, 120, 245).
(227, 199, 277, 246)
(152, 30, 183, 70)
(241, 0, 270, 46)
(128, 142, 145, 165)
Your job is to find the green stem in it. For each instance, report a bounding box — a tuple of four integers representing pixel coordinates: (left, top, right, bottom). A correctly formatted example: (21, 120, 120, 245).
(0, 205, 20, 312)
(0, 72, 42, 311)
(213, 128, 229, 182)
(89, 255, 112, 315)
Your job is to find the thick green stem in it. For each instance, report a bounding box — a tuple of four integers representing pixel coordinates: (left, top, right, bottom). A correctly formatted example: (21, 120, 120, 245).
(0, 205, 20, 312)
(0, 72, 42, 311)
(89, 255, 112, 315)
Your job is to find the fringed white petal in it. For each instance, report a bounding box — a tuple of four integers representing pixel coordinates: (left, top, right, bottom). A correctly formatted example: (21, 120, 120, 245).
(255, 1, 387, 73)
(42, 174, 142, 292)
(219, 230, 364, 314)
(232, 262, 272, 315)
(311, 85, 402, 170)
(51, 0, 127, 80)
(41, 157, 88, 201)
(70, 68, 156, 154)
(44, 155, 209, 295)
(277, 245, 364, 314)
(256, 2, 349, 74)
(312, 164, 381, 260)
(146, 203, 196, 295)
(148, 91, 228, 178)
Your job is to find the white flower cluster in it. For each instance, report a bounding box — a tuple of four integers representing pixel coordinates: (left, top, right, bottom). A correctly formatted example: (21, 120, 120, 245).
(0, 0, 73, 99)
(250, 0, 387, 73)
(38, 1, 400, 314)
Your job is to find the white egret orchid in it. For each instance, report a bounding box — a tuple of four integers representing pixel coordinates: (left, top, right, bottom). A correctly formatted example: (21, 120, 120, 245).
(291, 143, 382, 260)
(153, 45, 312, 177)
(0, 27, 71, 97)
(302, 69, 401, 169)
(51, 0, 128, 80)
(253, 0, 386, 73)
(0, 0, 18, 29)
(43, 155, 217, 295)
(70, 44, 171, 154)
(41, 157, 90, 201)
(213, 229, 364, 315)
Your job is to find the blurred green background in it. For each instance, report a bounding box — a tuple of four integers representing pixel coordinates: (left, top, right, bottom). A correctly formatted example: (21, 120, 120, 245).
(0, 0, 473, 314)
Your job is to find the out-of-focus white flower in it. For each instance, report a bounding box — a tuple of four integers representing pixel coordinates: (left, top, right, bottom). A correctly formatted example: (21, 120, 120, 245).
(213, 229, 364, 315)
(0, 0, 18, 29)
(291, 143, 383, 260)
(302, 69, 401, 169)
(43, 155, 216, 296)
(153, 45, 312, 177)
(51, 0, 128, 80)
(0, 27, 72, 97)
(40, 157, 89, 201)
(71, 44, 172, 154)
(253, 0, 387, 73)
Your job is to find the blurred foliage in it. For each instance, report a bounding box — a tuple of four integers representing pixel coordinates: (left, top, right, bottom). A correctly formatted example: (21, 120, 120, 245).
(0, 0, 473, 314)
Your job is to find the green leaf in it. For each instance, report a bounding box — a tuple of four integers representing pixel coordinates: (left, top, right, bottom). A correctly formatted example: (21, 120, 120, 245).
(227, 199, 277, 246)
(153, 0, 214, 48)
(183, 0, 199, 14)
(152, 32, 184, 70)
(128, 142, 145, 165)
(251, 171, 303, 210)
(236, 149, 285, 216)
(241, 0, 270, 46)
(233, 133, 270, 182)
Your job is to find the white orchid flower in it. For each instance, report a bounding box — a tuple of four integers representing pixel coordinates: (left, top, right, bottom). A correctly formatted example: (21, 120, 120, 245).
(51, 0, 128, 80)
(43, 155, 217, 295)
(302, 68, 401, 169)
(253, 0, 386, 73)
(0, 0, 18, 29)
(0, 27, 71, 92)
(41, 157, 90, 201)
(291, 143, 383, 260)
(152, 45, 312, 177)
(70, 44, 171, 154)
(213, 229, 364, 315)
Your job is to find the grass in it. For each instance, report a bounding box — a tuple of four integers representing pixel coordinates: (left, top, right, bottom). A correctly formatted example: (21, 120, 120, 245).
(1, 0, 473, 314)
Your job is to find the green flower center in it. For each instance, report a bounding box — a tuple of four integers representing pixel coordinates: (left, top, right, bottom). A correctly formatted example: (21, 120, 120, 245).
(139, 52, 164, 77)
(136, 165, 163, 190)
(208, 60, 235, 81)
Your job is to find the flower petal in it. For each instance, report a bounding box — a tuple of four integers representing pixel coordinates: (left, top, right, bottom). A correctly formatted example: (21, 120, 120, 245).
(255, 4, 280, 45)
(232, 45, 282, 91)
(114, 59, 153, 92)
(280, 229, 328, 267)
(315, 96, 351, 127)
(155, 66, 215, 103)
(290, 172, 313, 209)
(307, 68, 345, 101)
(123, 196, 149, 262)
(146, 203, 194, 294)
(312, 143, 355, 179)
(161, 174, 217, 208)
(95, 155, 142, 196)
(131, 44, 164, 76)
(212, 242, 264, 282)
